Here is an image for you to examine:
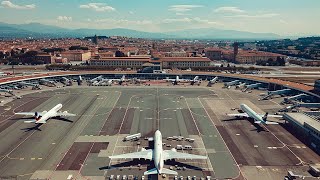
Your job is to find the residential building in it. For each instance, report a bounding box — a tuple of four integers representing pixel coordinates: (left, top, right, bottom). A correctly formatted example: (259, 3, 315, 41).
(160, 57, 211, 69)
(35, 54, 54, 64)
(61, 51, 91, 61)
(205, 49, 222, 60)
(90, 57, 150, 68)
(235, 51, 286, 64)
(89, 57, 211, 69)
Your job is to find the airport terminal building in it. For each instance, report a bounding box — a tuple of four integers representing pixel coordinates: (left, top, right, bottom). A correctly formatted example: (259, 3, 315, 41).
(284, 113, 320, 154)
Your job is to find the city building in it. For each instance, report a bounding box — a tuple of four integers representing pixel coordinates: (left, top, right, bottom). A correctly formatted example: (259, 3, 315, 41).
(233, 42, 239, 62)
(52, 57, 69, 64)
(96, 52, 114, 58)
(89, 57, 211, 69)
(235, 51, 286, 64)
(60, 51, 91, 62)
(289, 59, 320, 66)
(205, 49, 222, 60)
(90, 57, 151, 68)
(160, 57, 211, 69)
(164, 51, 188, 57)
(35, 54, 54, 64)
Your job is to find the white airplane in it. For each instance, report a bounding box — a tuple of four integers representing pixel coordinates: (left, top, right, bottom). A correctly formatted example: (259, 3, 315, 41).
(99, 79, 113, 86)
(209, 77, 218, 84)
(15, 104, 76, 124)
(109, 130, 207, 175)
(227, 104, 282, 125)
(164, 76, 192, 85)
(190, 76, 201, 85)
(109, 75, 127, 85)
(90, 75, 103, 83)
(61, 77, 72, 86)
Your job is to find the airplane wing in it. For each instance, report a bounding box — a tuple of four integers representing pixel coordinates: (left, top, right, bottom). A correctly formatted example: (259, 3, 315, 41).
(254, 121, 279, 125)
(56, 112, 76, 117)
(163, 150, 207, 160)
(15, 112, 43, 116)
(226, 113, 249, 117)
(265, 114, 283, 118)
(109, 149, 153, 160)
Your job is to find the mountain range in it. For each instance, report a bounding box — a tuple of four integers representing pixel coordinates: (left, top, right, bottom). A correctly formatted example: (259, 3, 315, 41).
(0, 22, 282, 40)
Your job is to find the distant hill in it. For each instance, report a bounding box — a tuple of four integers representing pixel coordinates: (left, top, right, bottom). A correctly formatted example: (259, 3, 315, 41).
(0, 22, 282, 40)
(166, 28, 281, 40)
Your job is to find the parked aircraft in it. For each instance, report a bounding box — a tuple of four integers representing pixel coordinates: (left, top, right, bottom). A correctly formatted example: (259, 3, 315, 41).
(98, 79, 113, 86)
(15, 104, 76, 124)
(39, 79, 55, 86)
(227, 104, 281, 125)
(164, 76, 196, 85)
(190, 76, 201, 85)
(89, 75, 103, 83)
(18, 82, 41, 90)
(109, 75, 127, 85)
(61, 77, 72, 86)
(109, 130, 207, 175)
(209, 77, 218, 84)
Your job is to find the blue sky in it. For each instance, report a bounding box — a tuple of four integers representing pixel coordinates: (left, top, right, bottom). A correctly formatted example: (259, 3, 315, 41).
(0, 0, 319, 36)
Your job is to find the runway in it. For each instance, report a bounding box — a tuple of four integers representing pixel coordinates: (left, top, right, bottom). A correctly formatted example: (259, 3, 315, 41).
(0, 85, 318, 180)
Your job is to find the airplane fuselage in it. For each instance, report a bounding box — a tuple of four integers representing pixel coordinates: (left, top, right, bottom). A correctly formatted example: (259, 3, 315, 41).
(240, 104, 266, 124)
(154, 130, 164, 174)
(37, 103, 62, 123)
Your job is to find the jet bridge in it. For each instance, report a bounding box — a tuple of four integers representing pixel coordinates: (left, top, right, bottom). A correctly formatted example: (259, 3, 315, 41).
(18, 82, 41, 90)
(39, 79, 56, 87)
(260, 89, 292, 100)
(0, 89, 14, 95)
(243, 83, 263, 92)
(224, 80, 240, 88)
(296, 103, 320, 108)
(282, 94, 309, 104)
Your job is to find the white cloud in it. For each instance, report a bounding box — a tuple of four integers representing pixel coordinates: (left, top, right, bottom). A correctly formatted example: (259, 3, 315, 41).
(214, 7, 245, 13)
(225, 13, 279, 18)
(175, 12, 188, 16)
(163, 17, 219, 25)
(1, 1, 35, 9)
(169, 5, 203, 12)
(129, 11, 134, 15)
(79, 3, 115, 12)
(57, 16, 72, 21)
(95, 19, 152, 25)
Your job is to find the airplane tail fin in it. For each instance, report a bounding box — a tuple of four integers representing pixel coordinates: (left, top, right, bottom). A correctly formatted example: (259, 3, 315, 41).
(144, 168, 178, 175)
(262, 112, 268, 121)
(34, 112, 41, 121)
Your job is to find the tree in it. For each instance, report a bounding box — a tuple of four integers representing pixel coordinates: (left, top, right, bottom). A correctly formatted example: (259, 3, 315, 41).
(0, 51, 4, 59)
(115, 50, 125, 57)
(10, 49, 16, 57)
(276, 57, 286, 66)
(267, 58, 274, 66)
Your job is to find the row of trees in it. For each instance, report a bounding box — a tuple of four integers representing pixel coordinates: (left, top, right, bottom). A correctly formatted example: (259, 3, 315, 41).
(256, 57, 285, 66)
(0, 50, 45, 65)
